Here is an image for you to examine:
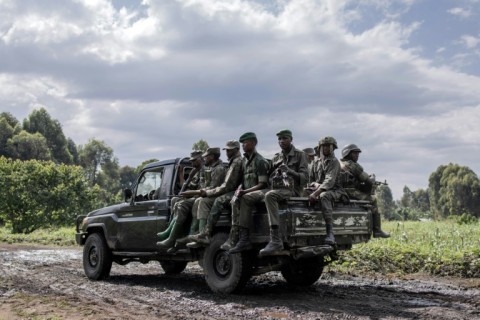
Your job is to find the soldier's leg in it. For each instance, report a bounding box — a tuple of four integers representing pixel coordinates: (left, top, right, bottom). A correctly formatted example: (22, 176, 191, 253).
(260, 189, 292, 256)
(230, 190, 265, 253)
(157, 198, 194, 249)
(220, 193, 240, 250)
(319, 191, 335, 245)
(370, 195, 390, 238)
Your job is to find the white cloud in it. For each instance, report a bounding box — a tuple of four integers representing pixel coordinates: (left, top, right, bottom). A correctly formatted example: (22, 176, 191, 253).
(447, 7, 472, 18)
(1, 0, 480, 199)
(460, 34, 480, 49)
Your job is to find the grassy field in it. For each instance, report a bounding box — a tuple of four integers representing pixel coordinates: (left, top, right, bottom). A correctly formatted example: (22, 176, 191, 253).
(1, 220, 479, 277)
(331, 220, 480, 277)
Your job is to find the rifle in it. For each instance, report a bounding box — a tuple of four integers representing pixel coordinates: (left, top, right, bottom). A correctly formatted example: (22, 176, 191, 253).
(178, 167, 198, 194)
(230, 184, 243, 205)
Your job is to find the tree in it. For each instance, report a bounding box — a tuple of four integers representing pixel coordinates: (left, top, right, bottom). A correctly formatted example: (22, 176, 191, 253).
(78, 138, 122, 206)
(0, 158, 100, 233)
(376, 184, 396, 220)
(0, 112, 20, 129)
(120, 165, 137, 190)
(67, 138, 79, 164)
(429, 163, 480, 219)
(23, 108, 73, 164)
(0, 118, 15, 157)
(192, 139, 209, 152)
(78, 138, 114, 186)
(6, 130, 52, 161)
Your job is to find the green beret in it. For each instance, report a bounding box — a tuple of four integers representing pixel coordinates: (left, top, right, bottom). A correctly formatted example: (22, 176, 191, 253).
(202, 147, 221, 157)
(189, 150, 203, 161)
(276, 129, 292, 138)
(239, 132, 257, 142)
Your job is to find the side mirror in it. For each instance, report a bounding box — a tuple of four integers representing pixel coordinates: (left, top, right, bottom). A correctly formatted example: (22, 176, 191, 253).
(124, 189, 133, 202)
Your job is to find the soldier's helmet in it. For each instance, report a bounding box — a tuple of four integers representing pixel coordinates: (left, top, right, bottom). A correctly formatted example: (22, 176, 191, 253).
(341, 144, 362, 159)
(318, 136, 338, 149)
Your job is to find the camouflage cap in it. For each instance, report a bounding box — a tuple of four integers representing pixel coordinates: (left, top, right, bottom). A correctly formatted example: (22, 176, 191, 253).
(302, 147, 315, 156)
(223, 140, 240, 150)
(276, 129, 292, 138)
(202, 147, 221, 157)
(239, 132, 257, 142)
(189, 150, 203, 161)
(318, 136, 338, 149)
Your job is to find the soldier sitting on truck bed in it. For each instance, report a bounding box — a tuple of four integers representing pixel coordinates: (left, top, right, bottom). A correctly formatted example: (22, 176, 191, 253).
(185, 140, 244, 247)
(259, 129, 308, 256)
(168, 148, 226, 252)
(340, 144, 390, 238)
(223, 132, 270, 253)
(307, 136, 348, 245)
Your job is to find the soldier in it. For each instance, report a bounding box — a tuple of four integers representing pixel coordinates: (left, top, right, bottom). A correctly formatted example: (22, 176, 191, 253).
(186, 140, 243, 247)
(157, 150, 206, 251)
(259, 130, 308, 256)
(303, 147, 317, 183)
(307, 136, 347, 245)
(340, 144, 390, 238)
(223, 132, 270, 253)
(158, 148, 225, 252)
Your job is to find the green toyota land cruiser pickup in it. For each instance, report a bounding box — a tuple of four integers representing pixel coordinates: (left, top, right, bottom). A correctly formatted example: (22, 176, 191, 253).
(76, 157, 374, 293)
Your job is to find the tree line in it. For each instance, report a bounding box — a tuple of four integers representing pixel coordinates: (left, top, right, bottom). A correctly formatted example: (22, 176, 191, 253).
(1, 108, 478, 233)
(376, 164, 480, 223)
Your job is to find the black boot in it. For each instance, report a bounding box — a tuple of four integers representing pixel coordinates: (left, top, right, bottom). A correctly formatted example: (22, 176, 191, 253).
(373, 213, 390, 238)
(229, 227, 252, 254)
(324, 221, 335, 245)
(220, 225, 239, 251)
(259, 227, 284, 256)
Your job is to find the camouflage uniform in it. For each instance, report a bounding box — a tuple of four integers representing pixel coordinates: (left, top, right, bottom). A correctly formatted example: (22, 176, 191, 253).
(340, 144, 389, 238)
(265, 145, 308, 226)
(315, 153, 347, 220)
(235, 150, 270, 228)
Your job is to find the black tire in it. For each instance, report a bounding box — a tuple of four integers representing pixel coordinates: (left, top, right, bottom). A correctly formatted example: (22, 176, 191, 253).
(281, 256, 324, 286)
(160, 260, 188, 274)
(203, 232, 252, 294)
(83, 233, 112, 280)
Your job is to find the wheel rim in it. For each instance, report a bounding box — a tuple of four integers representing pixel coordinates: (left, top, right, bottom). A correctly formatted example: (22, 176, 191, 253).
(213, 250, 232, 278)
(88, 246, 99, 267)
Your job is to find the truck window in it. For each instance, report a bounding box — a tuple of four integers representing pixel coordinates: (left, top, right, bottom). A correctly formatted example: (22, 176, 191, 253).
(136, 168, 164, 200)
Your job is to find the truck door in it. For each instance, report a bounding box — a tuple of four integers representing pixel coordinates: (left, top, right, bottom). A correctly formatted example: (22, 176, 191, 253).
(116, 165, 170, 251)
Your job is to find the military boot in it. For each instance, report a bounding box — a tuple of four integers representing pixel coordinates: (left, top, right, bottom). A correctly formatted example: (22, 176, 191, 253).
(220, 225, 239, 251)
(324, 221, 335, 245)
(373, 213, 390, 238)
(259, 227, 284, 256)
(187, 223, 212, 248)
(229, 227, 252, 254)
(176, 217, 199, 244)
(157, 221, 184, 250)
(156, 217, 177, 241)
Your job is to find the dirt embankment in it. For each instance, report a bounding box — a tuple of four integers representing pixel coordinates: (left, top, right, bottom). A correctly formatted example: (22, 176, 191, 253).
(0, 244, 479, 320)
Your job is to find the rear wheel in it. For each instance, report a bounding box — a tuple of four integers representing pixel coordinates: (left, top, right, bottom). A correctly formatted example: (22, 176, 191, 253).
(281, 256, 324, 286)
(203, 232, 252, 294)
(83, 233, 112, 280)
(160, 261, 188, 274)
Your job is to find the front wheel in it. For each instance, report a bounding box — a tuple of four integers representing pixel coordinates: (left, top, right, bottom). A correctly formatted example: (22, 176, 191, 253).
(160, 260, 188, 274)
(281, 256, 324, 286)
(203, 232, 252, 294)
(83, 233, 112, 280)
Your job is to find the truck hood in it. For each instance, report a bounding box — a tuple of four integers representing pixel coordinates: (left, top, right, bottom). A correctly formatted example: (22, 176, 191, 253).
(86, 202, 130, 217)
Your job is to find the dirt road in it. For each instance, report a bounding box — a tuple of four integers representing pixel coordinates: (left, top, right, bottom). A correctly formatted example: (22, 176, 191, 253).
(0, 244, 479, 320)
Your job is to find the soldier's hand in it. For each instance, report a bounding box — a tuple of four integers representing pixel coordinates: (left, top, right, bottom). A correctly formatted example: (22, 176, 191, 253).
(308, 193, 317, 203)
(199, 189, 207, 197)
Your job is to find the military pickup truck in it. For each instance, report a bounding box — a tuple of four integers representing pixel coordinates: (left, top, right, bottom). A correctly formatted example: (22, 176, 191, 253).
(76, 157, 374, 294)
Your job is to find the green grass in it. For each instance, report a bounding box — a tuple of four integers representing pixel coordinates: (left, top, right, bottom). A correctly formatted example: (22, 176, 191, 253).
(0, 226, 76, 246)
(1, 220, 479, 278)
(331, 220, 480, 277)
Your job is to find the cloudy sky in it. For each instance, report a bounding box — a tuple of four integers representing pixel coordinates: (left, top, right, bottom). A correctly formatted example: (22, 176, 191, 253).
(1, 0, 480, 199)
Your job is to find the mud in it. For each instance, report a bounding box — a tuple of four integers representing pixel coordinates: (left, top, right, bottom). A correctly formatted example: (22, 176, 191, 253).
(0, 243, 479, 319)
